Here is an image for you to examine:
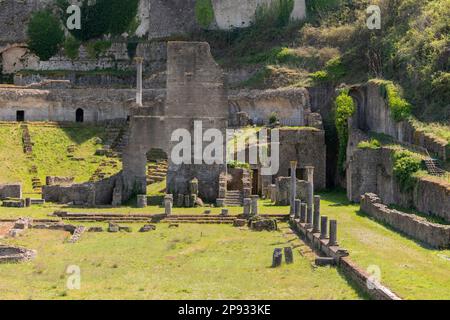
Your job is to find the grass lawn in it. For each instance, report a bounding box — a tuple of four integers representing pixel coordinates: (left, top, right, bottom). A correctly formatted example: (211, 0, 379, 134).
(0, 224, 362, 300)
(0, 124, 121, 194)
(317, 191, 450, 300)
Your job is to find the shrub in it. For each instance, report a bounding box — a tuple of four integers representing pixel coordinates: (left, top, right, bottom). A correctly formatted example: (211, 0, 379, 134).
(86, 40, 112, 59)
(393, 150, 422, 191)
(27, 10, 65, 61)
(255, 0, 295, 28)
(379, 81, 412, 122)
(58, 0, 139, 40)
(63, 36, 81, 60)
(269, 112, 279, 125)
(227, 160, 250, 170)
(357, 139, 381, 149)
(334, 90, 356, 172)
(195, 0, 215, 28)
(309, 56, 345, 84)
(309, 70, 329, 83)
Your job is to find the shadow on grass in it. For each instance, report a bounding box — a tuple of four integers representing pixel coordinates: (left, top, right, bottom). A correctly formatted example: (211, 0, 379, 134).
(355, 209, 442, 251)
(59, 123, 108, 145)
(337, 267, 372, 300)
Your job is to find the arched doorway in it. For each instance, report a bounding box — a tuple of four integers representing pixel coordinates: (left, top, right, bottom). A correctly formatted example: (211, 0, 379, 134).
(75, 108, 84, 123)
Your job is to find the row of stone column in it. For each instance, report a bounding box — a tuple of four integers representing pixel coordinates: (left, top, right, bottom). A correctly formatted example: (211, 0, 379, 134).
(293, 196, 338, 246)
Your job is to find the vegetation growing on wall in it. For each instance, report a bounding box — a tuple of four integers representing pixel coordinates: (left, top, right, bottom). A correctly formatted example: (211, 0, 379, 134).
(255, 0, 295, 28)
(357, 139, 381, 150)
(195, 0, 215, 29)
(63, 36, 81, 60)
(86, 40, 112, 59)
(375, 80, 412, 122)
(335, 89, 356, 172)
(392, 150, 423, 191)
(27, 10, 65, 61)
(57, 0, 139, 41)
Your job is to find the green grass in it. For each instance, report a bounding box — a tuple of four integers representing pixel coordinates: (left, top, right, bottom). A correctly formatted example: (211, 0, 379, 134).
(1, 191, 449, 299)
(0, 124, 121, 194)
(0, 224, 361, 300)
(318, 191, 450, 300)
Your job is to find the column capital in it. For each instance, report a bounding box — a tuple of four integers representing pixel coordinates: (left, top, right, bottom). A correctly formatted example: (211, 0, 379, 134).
(290, 160, 298, 168)
(134, 56, 144, 63)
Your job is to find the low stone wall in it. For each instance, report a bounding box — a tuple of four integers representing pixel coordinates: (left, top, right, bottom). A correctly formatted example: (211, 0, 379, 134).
(0, 245, 36, 263)
(339, 257, 401, 300)
(361, 193, 450, 249)
(347, 146, 450, 222)
(0, 183, 22, 199)
(46, 176, 74, 186)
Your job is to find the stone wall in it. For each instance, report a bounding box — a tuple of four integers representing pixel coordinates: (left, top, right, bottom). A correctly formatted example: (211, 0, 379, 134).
(42, 174, 120, 206)
(228, 88, 311, 127)
(0, 183, 22, 199)
(278, 128, 326, 190)
(347, 146, 450, 222)
(350, 82, 448, 161)
(0, 88, 165, 122)
(212, 0, 306, 30)
(122, 41, 228, 202)
(361, 193, 450, 249)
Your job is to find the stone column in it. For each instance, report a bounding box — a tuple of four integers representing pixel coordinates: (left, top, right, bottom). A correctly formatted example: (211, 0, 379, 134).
(251, 195, 259, 216)
(313, 195, 320, 233)
(304, 166, 314, 189)
(294, 199, 301, 219)
(290, 161, 297, 214)
(320, 216, 328, 239)
(270, 184, 276, 202)
(243, 198, 251, 216)
(300, 203, 307, 223)
(137, 194, 147, 208)
(329, 220, 338, 246)
(164, 194, 173, 215)
(134, 57, 144, 106)
(306, 181, 313, 227)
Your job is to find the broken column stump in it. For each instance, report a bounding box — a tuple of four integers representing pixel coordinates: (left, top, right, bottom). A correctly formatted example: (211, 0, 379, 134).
(272, 248, 283, 267)
(284, 247, 294, 264)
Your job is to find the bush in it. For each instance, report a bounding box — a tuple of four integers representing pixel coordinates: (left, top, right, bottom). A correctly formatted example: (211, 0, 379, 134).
(27, 10, 65, 61)
(86, 40, 112, 59)
(269, 112, 279, 125)
(379, 81, 412, 122)
(309, 56, 345, 84)
(357, 139, 381, 149)
(58, 0, 139, 41)
(393, 150, 422, 191)
(255, 0, 295, 28)
(195, 0, 215, 28)
(334, 90, 356, 172)
(63, 36, 81, 60)
(227, 160, 250, 170)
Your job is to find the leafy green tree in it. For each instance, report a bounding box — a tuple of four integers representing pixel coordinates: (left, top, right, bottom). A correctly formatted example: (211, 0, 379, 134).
(27, 10, 65, 61)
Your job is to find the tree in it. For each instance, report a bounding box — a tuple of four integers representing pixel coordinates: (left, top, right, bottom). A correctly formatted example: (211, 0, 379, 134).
(27, 10, 65, 61)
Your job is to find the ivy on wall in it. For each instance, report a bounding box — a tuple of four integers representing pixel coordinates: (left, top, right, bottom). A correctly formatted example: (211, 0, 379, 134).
(195, 0, 215, 29)
(334, 89, 356, 172)
(374, 79, 412, 122)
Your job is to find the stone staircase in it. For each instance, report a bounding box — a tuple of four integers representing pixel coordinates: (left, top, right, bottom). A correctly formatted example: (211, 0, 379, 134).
(20, 124, 33, 156)
(147, 160, 168, 185)
(424, 158, 446, 176)
(224, 190, 243, 206)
